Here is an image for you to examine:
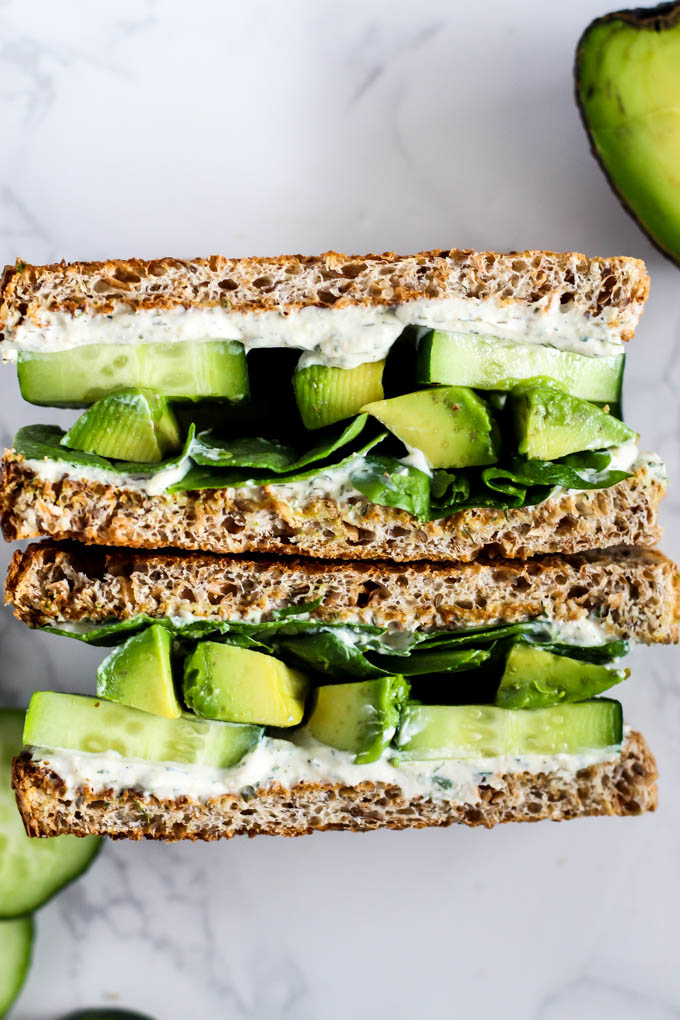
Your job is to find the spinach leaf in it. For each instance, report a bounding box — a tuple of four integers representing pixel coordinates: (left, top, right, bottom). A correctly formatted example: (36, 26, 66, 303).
(427, 450, 632, 518)
(275, 634, 492, 679)
(190, 434, 297, 471)
(368, 646, 492, 676)
(271, 599, 323, 620)
(412, 620, 551, 649)
(525, 637, 630, 664)
(14, 423, 196, 478)
(349, 455, 431, 517)
(189, 414, 370, 473)
(170, 430, 386, 492)
(276, 632, 385, 679)
(14, 425, 112, 470)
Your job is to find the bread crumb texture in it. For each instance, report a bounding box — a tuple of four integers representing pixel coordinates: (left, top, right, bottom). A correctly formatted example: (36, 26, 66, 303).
(0, 455, 665, 564)
(0, 248, 648, 341)
(6, 541, 679, 644)
(11, 732, 657, 842)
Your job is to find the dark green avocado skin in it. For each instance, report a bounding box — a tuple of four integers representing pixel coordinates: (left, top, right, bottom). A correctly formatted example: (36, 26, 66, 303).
(575, 2, 680, 267)
(59, 1011, 155, 1020)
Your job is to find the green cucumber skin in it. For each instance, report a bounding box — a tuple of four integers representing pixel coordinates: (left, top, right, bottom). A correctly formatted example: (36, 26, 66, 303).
(395, 699, 623, 760)
(0, 915, 34, 1018)
(418, 331, 625, 403)
(24, 693, 263, 770)
(17, 340, 249, 408)
(0, 709, 102, 919)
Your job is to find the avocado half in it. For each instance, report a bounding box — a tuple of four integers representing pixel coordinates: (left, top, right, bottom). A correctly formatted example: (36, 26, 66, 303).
(575, 3, 680, 266)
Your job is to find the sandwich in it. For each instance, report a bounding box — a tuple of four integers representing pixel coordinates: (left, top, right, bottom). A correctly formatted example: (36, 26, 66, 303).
(8, 541, 674, 840)
(0, 249, 666, 563)
(0, 246, 673, 842)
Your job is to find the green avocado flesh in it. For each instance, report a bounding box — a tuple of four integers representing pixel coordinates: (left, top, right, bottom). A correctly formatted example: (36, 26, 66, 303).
(577, 8, 680, 263)
(96, 625, 181, 718)
(293, 359, 385, 429)
(362, 386, 500, 469)
(395, 699, 623, 760)
(0, 709, 100, 917)
(24, 693, 263, 768)
(62, 388, 182, 463)
(512, 385, 636, 460)
(0, 915, 33, 1016)
(183, 643, 309, 726)
(17, 339, 249, 407)
(418, 331, 625, 402)
(494, 643, 626, 710)
(306, 676, 410, 764)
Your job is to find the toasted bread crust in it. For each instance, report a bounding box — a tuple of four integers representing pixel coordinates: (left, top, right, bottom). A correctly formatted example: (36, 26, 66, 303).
(6, 541, 679, 643)
(11, 731, 657, 841)
(0, 249, 649, 343)
(0, 452, 665, 564)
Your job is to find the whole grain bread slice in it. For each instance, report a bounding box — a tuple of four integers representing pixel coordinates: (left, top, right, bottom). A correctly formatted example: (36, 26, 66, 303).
(11, 730, 658, 841)
(0, 249, 649, 344)
(7, 541, 679, 643)
(0, 453, 665, 564)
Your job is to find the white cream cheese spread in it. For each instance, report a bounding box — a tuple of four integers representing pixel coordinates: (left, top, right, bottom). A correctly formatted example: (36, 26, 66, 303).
(3, 294, 625, 366)
(29, 729, 622, 806)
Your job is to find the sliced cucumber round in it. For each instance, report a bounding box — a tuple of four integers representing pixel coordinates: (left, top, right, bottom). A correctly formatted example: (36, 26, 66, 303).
(0, 915, 33, 1017)
(0, 709, 101, 918)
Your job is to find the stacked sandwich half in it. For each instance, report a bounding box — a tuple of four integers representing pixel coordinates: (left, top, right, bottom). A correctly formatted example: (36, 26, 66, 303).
(1, 248, 675, 841)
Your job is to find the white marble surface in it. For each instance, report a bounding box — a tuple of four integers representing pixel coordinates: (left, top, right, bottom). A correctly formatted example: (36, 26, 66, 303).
(0, 1, 679, 1017)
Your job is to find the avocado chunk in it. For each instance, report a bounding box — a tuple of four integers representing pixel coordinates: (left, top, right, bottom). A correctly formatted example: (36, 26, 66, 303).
(96, 625, 181, 719)
(494, 642, 626, 710)
(395, 699, 623, 760)
(511, 384, 636, 460)
(183, 643, 309, 727)
(293, 358, 385, 429)
(362, 387, 500, 469)
(17, 339, 249, 408)
(23, 692, 263, 768)
(306, 675, 410, 764)
(576, 5, 680, 264)
(61, 388, 182, 463)
(418, 331, 625, 403)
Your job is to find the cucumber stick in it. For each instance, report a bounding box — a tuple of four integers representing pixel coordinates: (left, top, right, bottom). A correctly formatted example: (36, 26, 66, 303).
(0, 710, 101, 918)
(24, 693, 263, 768)
(417, 331, 625, 403)
(17, 340, 249, 407)
(395, 699, 623, 760)
(0, 915, 33, 1017)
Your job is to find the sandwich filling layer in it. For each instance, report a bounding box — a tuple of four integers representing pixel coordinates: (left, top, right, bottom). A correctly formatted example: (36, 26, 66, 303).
(1, 297, 627, 364)
(18, 439, 664, 499)
(0, 250, 654, 538)
(26, 732, 623, 806)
